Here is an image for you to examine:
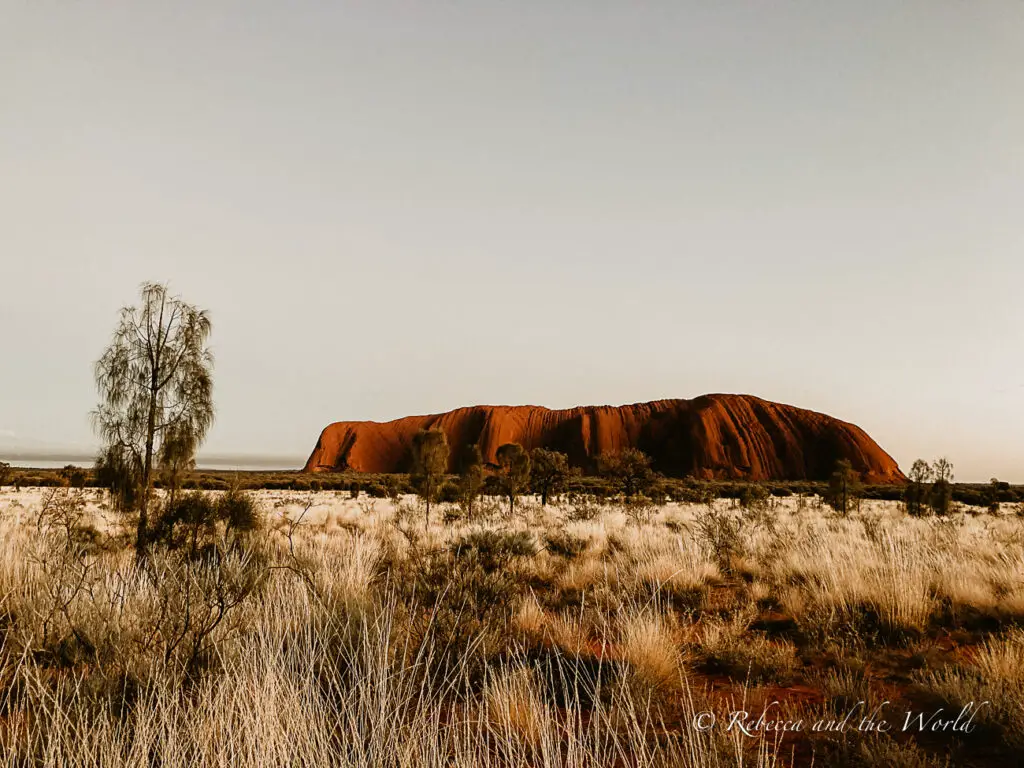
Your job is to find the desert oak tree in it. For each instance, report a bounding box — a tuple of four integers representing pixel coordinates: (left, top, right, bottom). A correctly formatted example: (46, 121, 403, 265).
(410, 427, 449, 526)
(93, 282, 214, 555)
(826, 459, 862, 515)
(496, 443, 531, 517)
(458, 443, 485, 517)
(530, 448, 574, 506)
(597, 448, 653, 498)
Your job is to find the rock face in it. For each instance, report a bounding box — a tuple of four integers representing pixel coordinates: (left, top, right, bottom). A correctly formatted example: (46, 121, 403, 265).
(304, 395, 904, 483)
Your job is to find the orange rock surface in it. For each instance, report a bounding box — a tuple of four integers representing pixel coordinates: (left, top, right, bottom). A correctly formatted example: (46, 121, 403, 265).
(304, 394, 905, 482)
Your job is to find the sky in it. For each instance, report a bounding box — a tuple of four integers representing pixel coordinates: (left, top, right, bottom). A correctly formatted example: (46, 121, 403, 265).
(1, 1, 1022, 481)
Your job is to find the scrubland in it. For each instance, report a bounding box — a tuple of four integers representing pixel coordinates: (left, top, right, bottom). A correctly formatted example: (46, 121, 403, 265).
(2, 486, 1023, 766)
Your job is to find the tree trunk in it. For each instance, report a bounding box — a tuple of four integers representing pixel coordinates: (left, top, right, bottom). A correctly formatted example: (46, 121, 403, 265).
(138, 382, 158, 557)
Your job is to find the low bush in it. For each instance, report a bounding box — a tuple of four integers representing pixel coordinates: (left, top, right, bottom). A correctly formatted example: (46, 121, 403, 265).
(543, 530, 588, 559)
(450, 530, 536, 572)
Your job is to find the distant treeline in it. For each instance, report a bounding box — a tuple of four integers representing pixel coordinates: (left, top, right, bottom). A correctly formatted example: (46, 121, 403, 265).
(5, 465, 1022, 510)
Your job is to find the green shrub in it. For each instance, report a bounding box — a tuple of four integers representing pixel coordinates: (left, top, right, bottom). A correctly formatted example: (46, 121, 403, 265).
(363, 481, 387, 498)
(903, 483, 930, 517)
(694, 507, 745, 574)
(154, 488, 261, 548)
(671, 483, 718, 505)
(930, 480, 953, 516)
(60, 465, 89, 489)
(450, 530, 536, 572)
(824, 460, 862, 515)
(439, 480, 461, 504)
(398, 543, 524, 689)
(645, 481, 669, 505)
(154, 492, 219, 547)
(596, 448, 653, 498)
(544, 530, 588, 559)
(738, 484, 770, 511)
(382, 475, 406, 500)
(217, 488, 262, 534)
(529, 448, 575, 506)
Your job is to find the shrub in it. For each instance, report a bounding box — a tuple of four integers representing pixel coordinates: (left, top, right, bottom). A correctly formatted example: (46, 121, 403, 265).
(529, 449, 575, 506)
(495, 444, 531, 516)
(544, 530, 588, 559)
(439, 480, 461, 504)
(383, 474, 406, 501)
(697, 622, 798, 685)
(60, 465, 89, 489)
(824, 460, 861, 515)
(217, 487, 262, 534)
(645, 481, 669, 505)
(622, 494, 658, 525)
(364, 481, 387, 498)
(154, 488, 261, 549)
(154, 491, 219, 549)
(985, 479, 1003, 513)
(596, 449, 653, 498)
(399, 541, 526, 687)
(673, 483, 718, 505)
(694, 507, 745, 574)
(482, 474, 504, 498)
(930, 458, 954, 516)
(411, 428, 450, 525)
(457, 444, 485, 516)
(738, 484, 770, 512)
(451, 530, 536, 572)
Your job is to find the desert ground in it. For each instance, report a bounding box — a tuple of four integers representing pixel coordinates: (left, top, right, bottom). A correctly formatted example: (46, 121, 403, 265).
(2, 486, 1023, 767)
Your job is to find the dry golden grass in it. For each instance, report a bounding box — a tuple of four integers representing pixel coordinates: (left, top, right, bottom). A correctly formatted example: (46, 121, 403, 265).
(914, 628, 1024, 746)
(1, 486, 1023, 766)
(484, 665, 548, 748)
(617, 608, 681, 689)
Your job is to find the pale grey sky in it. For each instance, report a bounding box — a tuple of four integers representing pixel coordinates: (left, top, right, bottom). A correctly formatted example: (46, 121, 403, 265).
(2, 1, 1022, 481)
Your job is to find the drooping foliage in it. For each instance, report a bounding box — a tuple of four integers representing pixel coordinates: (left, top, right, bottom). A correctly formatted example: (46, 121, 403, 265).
(93, 282, 214, 554)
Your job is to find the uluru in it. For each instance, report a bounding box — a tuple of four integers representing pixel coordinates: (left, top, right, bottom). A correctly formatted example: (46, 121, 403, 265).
(304, 394, 905, 483)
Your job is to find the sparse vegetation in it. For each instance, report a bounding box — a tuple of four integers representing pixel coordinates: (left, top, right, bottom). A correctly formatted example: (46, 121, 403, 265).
(2, 482, 1021, 766)
(458, 443, 485, 517)
(738, 482, 770, 513)
(824, 459, 862, 515)
(59, 463, 88, 488)
(495, 442, 530, 517)
(929, 457, 955, 516)
(93, 282, 214, 556)
(529, 447, 575, 506)
(410, 427, 450, 526)
(902, 457, 957, 518)
(903, 459, 933, 516)
(597, 447, 654, 498)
